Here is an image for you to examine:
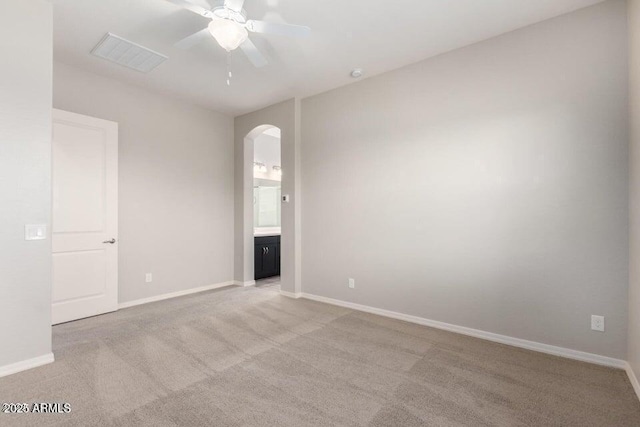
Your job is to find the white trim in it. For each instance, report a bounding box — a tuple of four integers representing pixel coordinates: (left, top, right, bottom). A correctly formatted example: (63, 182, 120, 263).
(234, 280, 256, 287)
(626, 362, 640, 402)
(118, 281, 235, 309)
(280, 290, 302, 299)
(301, 293, 626, 369)
(0, 353, 54, 378)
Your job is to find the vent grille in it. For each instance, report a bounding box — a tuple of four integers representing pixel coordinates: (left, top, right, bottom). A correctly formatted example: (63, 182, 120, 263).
(91, 33, 168, 73)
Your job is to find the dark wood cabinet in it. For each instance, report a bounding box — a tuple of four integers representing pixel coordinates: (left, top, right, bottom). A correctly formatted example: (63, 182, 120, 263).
(255, 235, 280, 280)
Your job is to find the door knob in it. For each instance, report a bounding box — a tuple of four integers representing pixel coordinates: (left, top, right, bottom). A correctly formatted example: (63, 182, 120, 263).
(103, 238, 116, 244)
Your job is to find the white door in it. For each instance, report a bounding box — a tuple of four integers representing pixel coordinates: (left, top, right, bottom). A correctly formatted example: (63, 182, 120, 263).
(52, 109, 118, 325)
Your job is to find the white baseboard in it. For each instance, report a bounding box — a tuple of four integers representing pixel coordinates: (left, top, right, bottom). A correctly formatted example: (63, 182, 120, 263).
(280, 290, 302, 299)
(301, 293, 627, 369)
(626, 363, 640, 402)
(119, 281, 236, 309)
(0, 353, 55, 378)
(234, 280, 256, 287)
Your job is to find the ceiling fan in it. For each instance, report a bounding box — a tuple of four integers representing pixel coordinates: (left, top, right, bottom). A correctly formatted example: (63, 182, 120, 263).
(166, 0, 311, 68)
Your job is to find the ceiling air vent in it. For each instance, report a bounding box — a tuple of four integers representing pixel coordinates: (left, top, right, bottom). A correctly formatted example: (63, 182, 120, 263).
(91, 33, 168, 73)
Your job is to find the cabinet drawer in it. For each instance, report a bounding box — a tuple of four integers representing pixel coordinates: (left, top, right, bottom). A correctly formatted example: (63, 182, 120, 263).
(255, 236, 280, 245)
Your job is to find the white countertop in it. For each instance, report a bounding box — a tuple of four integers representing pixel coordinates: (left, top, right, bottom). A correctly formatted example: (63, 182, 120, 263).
(254, 227, 281, 237)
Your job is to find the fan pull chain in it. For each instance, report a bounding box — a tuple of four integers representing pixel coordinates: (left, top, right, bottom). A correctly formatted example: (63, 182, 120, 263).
(226, 52, 232, 86)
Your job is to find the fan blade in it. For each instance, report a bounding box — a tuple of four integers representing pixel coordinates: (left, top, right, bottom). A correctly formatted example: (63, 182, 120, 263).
(165, 0, 211, 17)
(245, 20, 311, 38)
(240, 38, 268, 68)
(175, 28, 210, 49)
(224, 0, 245, 12)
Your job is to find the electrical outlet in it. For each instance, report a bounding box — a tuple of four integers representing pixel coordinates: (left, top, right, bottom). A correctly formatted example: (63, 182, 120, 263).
(348, 278, 355, 289)
(145, 273, 153, 283)
(591, 315, 605, 332)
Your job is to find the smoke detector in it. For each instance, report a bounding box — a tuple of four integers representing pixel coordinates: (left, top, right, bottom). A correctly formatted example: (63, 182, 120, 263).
(351, 68, 364, 78)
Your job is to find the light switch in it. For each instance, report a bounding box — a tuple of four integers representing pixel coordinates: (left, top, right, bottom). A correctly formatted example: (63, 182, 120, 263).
(25, 224, 47, 241)
(282, 194, 290, 203)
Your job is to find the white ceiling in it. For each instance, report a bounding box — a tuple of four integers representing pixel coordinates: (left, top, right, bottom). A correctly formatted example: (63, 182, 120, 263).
(51, 0, 606, 116)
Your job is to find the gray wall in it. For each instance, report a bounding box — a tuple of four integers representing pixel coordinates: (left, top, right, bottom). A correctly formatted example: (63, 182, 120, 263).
(254, 133, 282, 182)
(0, 0, 53, 368)
(629, 0, 640, 377)
(53, 63, 234, 304)
(235, 99, 302, 293)
(301, 0, 629, 358)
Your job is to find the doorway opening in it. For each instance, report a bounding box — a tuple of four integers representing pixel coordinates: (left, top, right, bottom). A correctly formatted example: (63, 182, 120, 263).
(253, 127, 281, 287)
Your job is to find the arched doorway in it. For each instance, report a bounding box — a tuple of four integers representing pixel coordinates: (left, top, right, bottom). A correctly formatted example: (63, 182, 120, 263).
(238, 124, 281, 286)
(234, 99, 301, 297)
(253, 127, 281, 283)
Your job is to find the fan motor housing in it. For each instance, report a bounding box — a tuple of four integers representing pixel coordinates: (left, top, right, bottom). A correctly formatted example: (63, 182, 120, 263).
(212, 6, 247, 24)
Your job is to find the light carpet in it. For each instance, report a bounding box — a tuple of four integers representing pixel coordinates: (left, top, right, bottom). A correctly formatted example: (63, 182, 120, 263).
(1, 283, 639, 426)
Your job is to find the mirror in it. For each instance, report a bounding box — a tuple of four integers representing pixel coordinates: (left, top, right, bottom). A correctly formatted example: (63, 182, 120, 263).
(254, 178, 281, 228)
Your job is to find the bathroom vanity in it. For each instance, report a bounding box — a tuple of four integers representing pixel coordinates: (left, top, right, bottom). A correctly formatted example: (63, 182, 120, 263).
(254, 179, 281, 280)
(254, 234, 280, 280)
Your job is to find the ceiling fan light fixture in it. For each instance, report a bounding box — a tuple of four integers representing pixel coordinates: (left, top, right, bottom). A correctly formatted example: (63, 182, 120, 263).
(208, 18, 248, 52)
